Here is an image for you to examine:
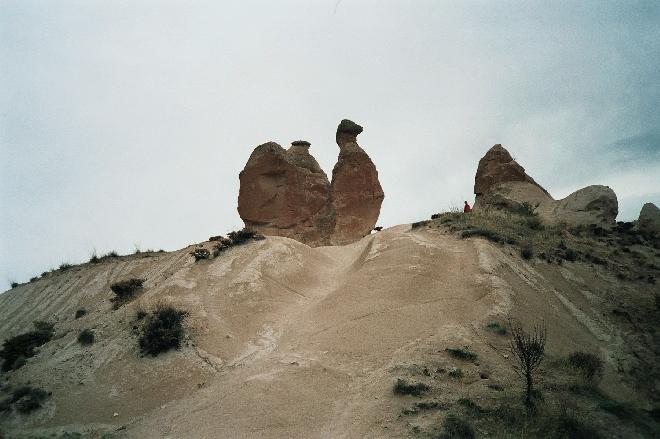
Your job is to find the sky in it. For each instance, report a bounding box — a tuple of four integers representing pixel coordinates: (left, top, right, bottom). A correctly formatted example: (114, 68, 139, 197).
(1, 0, 659, 287)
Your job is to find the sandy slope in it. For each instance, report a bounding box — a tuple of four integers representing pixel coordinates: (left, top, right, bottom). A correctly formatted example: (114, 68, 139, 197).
(0, 224, 655, 438)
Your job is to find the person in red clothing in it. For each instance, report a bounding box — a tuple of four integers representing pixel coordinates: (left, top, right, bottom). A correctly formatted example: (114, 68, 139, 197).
(464, 201, 472, 213)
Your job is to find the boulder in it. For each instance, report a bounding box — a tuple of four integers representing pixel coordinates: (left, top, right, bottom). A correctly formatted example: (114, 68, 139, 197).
(237, 120, 384, 246)
(538, 185, 618, 228)
(636, 202, 660, 235)
(473, 145, 618, 227)
(330, 120, 385, 245)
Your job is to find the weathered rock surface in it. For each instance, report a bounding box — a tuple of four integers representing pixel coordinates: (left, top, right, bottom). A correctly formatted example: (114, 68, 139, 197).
(237, 141, 334, 245)
(474, 144, 549, 198)
(237, 120, 384, 246)
(473, 145, 618, 227)
(636, 202, 660, 235)
(330, 120, 385, 245)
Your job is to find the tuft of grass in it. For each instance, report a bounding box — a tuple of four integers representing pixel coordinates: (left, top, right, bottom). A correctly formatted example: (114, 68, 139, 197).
(110, 278, 145, 308)
(78, 329, 95, 345)
(446, 347, 478, 361)
(0, 321, 55, 371)
(486, 321, 507, 335)
(567, 351, 604, 382)
(59, 263, 73, 271)
(436, 413, 475, 439)
(411, 220, 430, 229)
(74, 308, 87, 319)
(393, 378, 430, 396)
(139, 306, 187, 356)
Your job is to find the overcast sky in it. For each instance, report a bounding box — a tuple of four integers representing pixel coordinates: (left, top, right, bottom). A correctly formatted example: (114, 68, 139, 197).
(1, 0, 659, 287)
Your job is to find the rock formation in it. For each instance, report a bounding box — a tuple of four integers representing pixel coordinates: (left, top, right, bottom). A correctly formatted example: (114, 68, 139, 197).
(237, 120, 384, 246)
(330, 120, 385, 245)
(636, 202, 660, 235)
(237, 141, 334, 245)
(474, 144, 549, 199)
(473, 145, 618, 227)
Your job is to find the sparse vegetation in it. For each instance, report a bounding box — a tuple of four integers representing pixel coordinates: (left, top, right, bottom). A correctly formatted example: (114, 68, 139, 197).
(486, 321, 507, 335)
(59, 262, 72, 271)
(227, 228, 265, 245)
(0, 321, 55, 371)
(509, 319, 547, 409)
(90, 250, 120, 264)
(139, 306, 187, 356)
(191, 248, 211, 261)
(411, 220, 430, 229)
(446, 347, 478, 361)
(3, 386, 50, 414)
(521, 245, 534, 260)
(567, 351, 603, 383)
(110, 278, 145, 308)
(448, 367, 464, 378)
(435, 413, 475, 439)
(75, 308, 87, 319)
(78, 329, 95, 345)
(552, 409, 602, 439)
(393, 378, 430, 396)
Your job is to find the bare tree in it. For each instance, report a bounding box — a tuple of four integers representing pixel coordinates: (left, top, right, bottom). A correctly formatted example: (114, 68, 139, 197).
(509, 319, 547, 410)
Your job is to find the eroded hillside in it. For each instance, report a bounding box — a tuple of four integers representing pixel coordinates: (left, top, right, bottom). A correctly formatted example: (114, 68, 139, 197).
(1, 217, 658, 438)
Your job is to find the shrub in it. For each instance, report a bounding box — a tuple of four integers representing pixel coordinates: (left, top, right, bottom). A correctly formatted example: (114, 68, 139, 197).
(78, 329, 95, 345)
(521, 246, 534, 260)
(136, 310, 147, 320)
(11, 386, 49, 413)
(10, 281, 19, 288)
(0, 321, 55, 371)
(59, 263, 72, 271)
(139, 307, 187, 356)
(74, 308, 87, 319)
(110, 278, 145, 308)
(446, 347, 478, 361)
(89, 253, 99, 263)
(568, 351, 603, 382)
(448, 367, 464, 378)
(486, 321, 507, 335)
(191, 248, 211, 261)
(436, 413, 475, 439)
(393, 378, 430, 396)
(562, 248, 578, 262)
(457, 398, 485, 416)
(509, 319, 546, 409)
(227, 228, 265, 245)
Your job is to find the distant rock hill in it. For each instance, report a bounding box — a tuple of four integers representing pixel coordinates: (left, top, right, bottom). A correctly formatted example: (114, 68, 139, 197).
(237, 119, 384, 246)
(473, 144, 618, 227)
